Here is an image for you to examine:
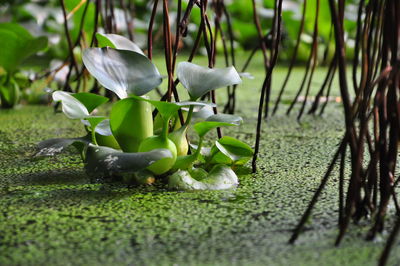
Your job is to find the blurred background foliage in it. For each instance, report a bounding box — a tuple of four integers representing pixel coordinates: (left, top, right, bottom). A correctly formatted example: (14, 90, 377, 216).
(0, 0, 360, 106)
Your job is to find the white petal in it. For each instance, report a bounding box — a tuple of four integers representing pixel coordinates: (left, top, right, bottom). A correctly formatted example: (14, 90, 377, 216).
(239, 72, 254, 79)
(95, 119, 113, 136)
(192, 105, 214, 119)
(83, 48, 162, 98)
(83, 49, 128, 99)
(53, 91, 89, 119)
(177, 62, 242, 99)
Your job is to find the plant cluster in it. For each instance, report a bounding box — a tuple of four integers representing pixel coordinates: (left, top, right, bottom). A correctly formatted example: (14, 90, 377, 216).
(0, 23, 48, 108)
(37, 34, 253, 191)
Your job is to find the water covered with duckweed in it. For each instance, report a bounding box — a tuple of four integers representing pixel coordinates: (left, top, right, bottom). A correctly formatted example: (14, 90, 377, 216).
(1, 98, 399, 265)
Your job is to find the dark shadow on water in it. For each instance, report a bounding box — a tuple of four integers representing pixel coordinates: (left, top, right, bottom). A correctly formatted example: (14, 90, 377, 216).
(2, 184, 139, 208)
(5, 169, 90, 186)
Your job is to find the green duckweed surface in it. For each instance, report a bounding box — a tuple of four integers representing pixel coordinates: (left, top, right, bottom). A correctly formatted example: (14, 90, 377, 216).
(1, 67, 400, 265)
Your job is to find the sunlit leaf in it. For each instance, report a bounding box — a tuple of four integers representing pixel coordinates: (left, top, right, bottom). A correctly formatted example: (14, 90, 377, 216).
(96, 33, 145, 55)
(82, 47, 163, 99)
(208, 137, 253, 166)
(194, 121, 234, 138)
(193, 114, 243, 138)
(130, 95, 181, 121)
(72, 92, 109, 113)
(110, 97, 153, 152)
(84, 144, 172, 177)
(177, 62, 242, 100)
(52, 91, 89, 119)
(208, 150, 233, 165)
(82, 116, 110, 134)
(215, 136, 253, 161)
(168, 164, 239, 191)
(83, 116, 106, 129)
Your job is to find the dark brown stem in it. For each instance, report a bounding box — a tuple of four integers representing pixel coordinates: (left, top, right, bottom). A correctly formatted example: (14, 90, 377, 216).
(252, 0, 282, 172)
(272, 0, 307, 115)
(379, 216, 400, 266)
(308, 57, 337, 114)
(147, 0, 159, 60)
(60, 0, 80, 91)
(297, 0, 320, 121)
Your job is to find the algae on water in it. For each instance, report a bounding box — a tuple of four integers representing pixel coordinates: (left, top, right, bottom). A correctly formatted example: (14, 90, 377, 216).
(1, 102, 398, 265)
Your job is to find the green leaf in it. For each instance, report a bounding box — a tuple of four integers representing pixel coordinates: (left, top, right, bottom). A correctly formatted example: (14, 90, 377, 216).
(84, 144, 172, 177)
(36, 136, 90, 157)
(188, 168, 208, 181)
(208, 137, 253, 166)
(83, 116, 107, 131)
(0, 23, 47, 72)
(72, 92, 109, 113)
(0, 30, 20, 72)
(0, 23, 31, 40)
(82, 47, 163, 99)
(168, 165, 239, 191)
(0, 78, 19, 108)
(20, 36, 48, 63)
(193, 114, 243, 138)
(208, 151, 233, 165)
(96, 33, 144, 55)
(177, 62, 242, 100)
(131, 95, 181, 121)
(52, 91, 89, 119)
(215, 136, 253, 162)
(110, 97, 153, 152)
(172, 154, 198, 171)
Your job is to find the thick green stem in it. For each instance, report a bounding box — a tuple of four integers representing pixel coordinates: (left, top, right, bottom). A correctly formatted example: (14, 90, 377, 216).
(183, 105, 195, 128)
(91, 130, 98, 146)
(161, 117, 170, 140)
(194, 137, 203, 160)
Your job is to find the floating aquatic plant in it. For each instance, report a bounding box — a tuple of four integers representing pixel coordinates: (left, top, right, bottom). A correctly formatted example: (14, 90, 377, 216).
(37, 34, 252, 190)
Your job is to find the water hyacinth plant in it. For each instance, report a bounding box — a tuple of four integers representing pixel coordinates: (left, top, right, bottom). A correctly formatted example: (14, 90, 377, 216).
(37, 34, 253, 190)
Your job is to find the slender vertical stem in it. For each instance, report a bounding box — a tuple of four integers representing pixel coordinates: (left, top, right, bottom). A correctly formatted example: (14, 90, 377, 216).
(148, 0, 159, 60)
(379, 216, 400, 266)
(162, 0, 173, 102)
(161, 117, 170, 140)
(272, 0, 307, 115)
(252, 0, 283, 173)
(60, 0, 80, 87)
